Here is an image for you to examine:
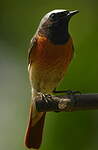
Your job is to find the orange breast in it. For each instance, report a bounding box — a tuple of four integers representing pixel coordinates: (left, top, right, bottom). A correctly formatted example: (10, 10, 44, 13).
(35, 35, 74, 71)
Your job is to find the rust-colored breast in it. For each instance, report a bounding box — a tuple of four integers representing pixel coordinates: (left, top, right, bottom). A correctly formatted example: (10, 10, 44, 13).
(35, 35, 74, 70)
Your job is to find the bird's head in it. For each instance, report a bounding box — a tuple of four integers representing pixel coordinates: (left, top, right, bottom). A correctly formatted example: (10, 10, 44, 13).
(37, 9, 79, 44)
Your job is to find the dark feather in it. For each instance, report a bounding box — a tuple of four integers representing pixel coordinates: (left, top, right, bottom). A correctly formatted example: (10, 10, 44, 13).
(28, 36, 37, 66)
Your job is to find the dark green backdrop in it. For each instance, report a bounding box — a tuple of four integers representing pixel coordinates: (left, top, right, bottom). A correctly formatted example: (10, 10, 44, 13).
(0, 0, 98, 150)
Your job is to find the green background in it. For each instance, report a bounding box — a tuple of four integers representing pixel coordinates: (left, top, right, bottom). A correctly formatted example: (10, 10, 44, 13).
(0, 0, 98, 150)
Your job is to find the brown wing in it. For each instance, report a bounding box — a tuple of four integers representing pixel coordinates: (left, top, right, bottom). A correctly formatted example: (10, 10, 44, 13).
(28, 36, 37, 68)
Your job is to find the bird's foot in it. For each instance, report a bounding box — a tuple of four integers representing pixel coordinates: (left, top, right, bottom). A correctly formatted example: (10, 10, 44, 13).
(40, 93, 52, 103)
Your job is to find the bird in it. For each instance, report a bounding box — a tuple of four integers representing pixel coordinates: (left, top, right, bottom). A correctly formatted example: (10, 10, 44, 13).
(24, 9, 79, 149)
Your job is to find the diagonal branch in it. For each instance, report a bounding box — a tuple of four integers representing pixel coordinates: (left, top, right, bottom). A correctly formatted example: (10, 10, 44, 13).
(34, 93, 98, 112)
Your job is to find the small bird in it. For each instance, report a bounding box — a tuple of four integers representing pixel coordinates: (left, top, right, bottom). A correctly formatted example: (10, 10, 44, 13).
(25, 9, 79, 149)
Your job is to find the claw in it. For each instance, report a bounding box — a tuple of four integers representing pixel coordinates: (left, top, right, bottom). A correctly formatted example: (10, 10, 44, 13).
(41, 93, 52, 103)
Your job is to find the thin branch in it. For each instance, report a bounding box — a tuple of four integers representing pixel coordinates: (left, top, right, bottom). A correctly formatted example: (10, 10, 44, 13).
(34, 93, 98, 112)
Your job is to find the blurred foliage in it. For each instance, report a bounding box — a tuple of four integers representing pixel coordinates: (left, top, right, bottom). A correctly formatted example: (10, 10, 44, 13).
(0, 0, 98, 150)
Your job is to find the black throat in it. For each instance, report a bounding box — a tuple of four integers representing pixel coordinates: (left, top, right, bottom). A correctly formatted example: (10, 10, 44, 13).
(38, 19, 70, 45)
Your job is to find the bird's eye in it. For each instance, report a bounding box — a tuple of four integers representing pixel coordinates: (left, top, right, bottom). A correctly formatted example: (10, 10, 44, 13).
(50, 13, 56, 19)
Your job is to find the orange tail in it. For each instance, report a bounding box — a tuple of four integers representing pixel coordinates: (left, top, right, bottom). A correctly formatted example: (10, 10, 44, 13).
(25, 105, 46, 149)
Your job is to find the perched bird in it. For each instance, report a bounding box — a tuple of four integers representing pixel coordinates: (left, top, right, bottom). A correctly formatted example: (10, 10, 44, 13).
(25, 9, 79, 149)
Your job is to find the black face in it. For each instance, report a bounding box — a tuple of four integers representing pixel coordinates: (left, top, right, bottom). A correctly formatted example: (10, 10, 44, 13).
(38, 10, 79, 45)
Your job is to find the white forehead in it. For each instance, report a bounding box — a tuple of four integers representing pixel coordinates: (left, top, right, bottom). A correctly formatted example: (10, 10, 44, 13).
(39, 9, 66, 28)
(46, 9, 66, 17)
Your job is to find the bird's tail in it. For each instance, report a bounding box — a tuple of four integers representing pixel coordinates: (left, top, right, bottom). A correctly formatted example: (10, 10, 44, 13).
(24, 101, 46, 149)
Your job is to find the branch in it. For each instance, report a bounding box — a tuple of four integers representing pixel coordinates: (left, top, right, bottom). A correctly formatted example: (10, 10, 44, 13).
(34, 93, 98, 112)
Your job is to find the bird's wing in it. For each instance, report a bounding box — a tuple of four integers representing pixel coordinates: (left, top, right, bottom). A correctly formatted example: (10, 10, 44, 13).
(28, 36, 37, 70)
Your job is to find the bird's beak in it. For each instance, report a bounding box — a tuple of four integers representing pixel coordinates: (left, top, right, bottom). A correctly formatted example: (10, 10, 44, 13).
(67, 10, 79, 18)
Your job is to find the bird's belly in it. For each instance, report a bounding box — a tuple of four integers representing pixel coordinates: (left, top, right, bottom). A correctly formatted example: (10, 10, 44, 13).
(30, 54, 69, 93)
(30, 60, 68, 94)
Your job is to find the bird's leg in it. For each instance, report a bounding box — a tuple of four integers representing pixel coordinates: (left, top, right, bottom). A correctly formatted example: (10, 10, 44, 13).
(53, 88, 81, 95)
